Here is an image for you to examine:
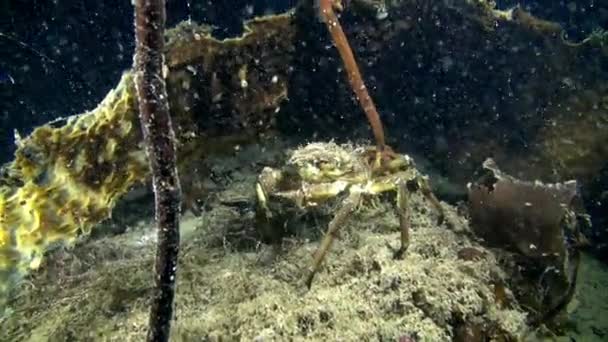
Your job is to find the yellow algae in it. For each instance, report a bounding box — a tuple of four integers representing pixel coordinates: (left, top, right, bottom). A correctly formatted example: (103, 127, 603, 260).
(0, 73, 148, 305)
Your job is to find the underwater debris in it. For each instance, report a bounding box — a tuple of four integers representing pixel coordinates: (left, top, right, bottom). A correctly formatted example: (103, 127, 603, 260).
(468, 158, 584, 326)
(511, 6, 563, 37)
(0, 70, 14, 85)
(561, 28, 608, 49)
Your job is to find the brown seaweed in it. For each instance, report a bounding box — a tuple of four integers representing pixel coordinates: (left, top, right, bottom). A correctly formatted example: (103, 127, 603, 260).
(468, 158, 583, 326)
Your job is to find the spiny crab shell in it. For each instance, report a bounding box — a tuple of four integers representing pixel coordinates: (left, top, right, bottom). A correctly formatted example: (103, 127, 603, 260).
(254, 141, 437, 243)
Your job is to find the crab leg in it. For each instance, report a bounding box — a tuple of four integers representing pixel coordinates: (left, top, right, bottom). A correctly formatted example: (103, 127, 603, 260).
(305, 190, 362, 288)
(394, 181, 410, 259)
(419, 178, 446, 225)
(317, 0, 387, 152)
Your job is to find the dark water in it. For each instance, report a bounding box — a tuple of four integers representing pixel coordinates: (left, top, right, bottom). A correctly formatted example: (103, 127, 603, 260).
(0, 0, 604, 161)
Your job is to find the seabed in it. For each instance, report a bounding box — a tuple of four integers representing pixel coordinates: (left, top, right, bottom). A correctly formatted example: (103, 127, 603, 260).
(0, 138, 562, 341)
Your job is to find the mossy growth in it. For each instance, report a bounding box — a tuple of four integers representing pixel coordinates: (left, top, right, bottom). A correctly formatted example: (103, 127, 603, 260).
(1, 140, 529, 341)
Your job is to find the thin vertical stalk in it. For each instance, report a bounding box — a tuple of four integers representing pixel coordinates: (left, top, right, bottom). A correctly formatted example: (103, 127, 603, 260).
(318, 0, 387, 151)
(133, 0, 182, 341)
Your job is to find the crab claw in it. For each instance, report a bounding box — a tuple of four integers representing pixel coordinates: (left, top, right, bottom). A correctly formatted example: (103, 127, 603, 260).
(332, 0, 345, 12)
(318, 0, 348, 14)
(364, 145, 401, 174)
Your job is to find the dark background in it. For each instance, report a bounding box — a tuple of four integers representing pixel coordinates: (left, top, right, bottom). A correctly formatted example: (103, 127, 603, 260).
(0, 0, 298, 163)
(0, 1, 605, 163)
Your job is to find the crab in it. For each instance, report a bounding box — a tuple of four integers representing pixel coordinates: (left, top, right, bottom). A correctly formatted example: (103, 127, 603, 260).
(255, 142, 446, 288)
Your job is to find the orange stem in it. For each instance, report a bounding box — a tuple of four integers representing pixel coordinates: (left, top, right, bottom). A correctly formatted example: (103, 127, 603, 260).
(318, 0, 386, 151)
